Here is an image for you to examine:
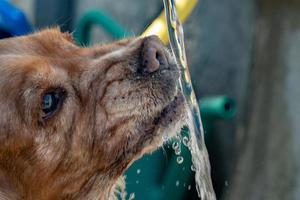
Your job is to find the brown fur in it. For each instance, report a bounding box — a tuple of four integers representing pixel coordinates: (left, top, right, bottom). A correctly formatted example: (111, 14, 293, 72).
(0, 28, 185, 200)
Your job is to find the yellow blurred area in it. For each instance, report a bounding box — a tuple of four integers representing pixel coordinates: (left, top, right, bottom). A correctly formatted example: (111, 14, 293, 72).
(141, 0, 198, 44)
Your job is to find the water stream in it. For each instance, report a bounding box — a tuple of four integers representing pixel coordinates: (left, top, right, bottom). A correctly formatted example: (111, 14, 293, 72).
(162, 0, 216, 199)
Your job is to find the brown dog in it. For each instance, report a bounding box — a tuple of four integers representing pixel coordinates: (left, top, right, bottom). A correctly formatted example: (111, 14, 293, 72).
(0, 28, 185, 200)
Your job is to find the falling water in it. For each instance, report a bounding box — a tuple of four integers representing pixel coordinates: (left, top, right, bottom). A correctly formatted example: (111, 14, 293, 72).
(162, 0, 216, 199)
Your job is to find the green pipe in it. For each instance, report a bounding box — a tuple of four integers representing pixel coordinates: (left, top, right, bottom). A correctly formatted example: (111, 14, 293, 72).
(200, 95, 236, 120)
(74, 9, 129, 46)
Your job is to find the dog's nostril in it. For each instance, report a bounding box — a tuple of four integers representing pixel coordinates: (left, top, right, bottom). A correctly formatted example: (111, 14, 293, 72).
(155, 51, 167, 66)
(156, 52, 159, 59)
(140, 36, 167, 74)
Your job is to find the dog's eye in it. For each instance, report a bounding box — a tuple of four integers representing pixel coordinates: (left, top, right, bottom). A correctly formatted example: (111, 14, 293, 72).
(41, 90, 66, 119)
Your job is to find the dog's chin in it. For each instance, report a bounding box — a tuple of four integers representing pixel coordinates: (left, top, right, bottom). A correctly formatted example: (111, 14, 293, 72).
(153, 91, 186, 131)
(140, 91, 186, 152)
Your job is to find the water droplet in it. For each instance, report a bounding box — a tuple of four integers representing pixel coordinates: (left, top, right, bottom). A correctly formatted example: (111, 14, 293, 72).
(182, 136, 190, 146)
(177, 156, 184, 164)
(137, 169, 141, 174)
(191, 164, 196, 171)
(176, 180, 180, 187)
(188, 185, 191, 190)
(162, 135, 168, 142)
(128, 193, 135, 200)
(175, 148, 181, 155)
(225, 181, 228, 186)
(172, 141, 179, 150)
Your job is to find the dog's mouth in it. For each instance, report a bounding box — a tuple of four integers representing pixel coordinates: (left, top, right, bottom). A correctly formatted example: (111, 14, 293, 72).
(126, 89, 186, 160)
(152, 91, 185, 127)
(138, 90, 186, 145)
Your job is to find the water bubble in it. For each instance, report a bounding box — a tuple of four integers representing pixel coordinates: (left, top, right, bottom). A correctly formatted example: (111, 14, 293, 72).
(136, 180, 139, 184)
(177, 156, 184, 164)
(225, 181, 228, 186)
(172, 141, 179, 150)
(128, 193, 135, 200)
(162, 135, 169, 142)
(188, 185, 191, 190)
(176, 180, 180, 187)
(183, 183, 186, 187)
(182, 136, 190, 146)
(136, 169, 141, 174)
(173, 141, 181, 155)
(191, 164, 196, 171)
(175, 148, 181, 155)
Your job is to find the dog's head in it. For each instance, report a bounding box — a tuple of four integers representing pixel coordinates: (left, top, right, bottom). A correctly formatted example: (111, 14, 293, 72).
(0, 28, 185, 199)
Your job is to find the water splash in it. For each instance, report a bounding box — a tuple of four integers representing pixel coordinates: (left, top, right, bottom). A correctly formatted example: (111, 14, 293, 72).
(162, 0, 216, 199)
(191, 164, 196, 172)
(172, 141, 180, 151)
(177, 156, 184, 164)
(182, 136, 190, 147)
(128, 193, 135, 200)
(172, 141, 181, 155)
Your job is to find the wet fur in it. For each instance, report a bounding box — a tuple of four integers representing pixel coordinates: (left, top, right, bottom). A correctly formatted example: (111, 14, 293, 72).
(0, 28, 185, 200)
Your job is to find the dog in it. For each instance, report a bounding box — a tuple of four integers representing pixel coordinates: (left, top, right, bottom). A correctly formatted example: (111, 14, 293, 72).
(0, 28, 185, 200)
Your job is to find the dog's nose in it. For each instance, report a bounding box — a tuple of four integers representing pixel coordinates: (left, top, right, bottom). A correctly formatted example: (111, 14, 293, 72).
(139, 35, 168, 74)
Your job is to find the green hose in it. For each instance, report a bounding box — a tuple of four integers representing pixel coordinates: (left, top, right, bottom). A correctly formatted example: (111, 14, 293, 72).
(200, 96, 236, 119)
(74, 9, 129, 46)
